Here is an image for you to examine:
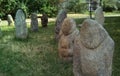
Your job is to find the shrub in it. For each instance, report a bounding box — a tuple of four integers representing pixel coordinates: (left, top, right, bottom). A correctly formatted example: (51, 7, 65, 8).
(0, 0, 58, 19)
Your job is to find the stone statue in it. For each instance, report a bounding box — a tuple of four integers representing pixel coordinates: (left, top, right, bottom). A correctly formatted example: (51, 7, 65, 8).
(55, 9, 67, 41)
(31, 13, 39, 31)
(15, 9, 28, 39)
(41, 13, 48, 27)
(95, 6, 105, 25)
(58, 18, 79, 61)
(7, 14, 14, 26)
(73, 19, 114, 76)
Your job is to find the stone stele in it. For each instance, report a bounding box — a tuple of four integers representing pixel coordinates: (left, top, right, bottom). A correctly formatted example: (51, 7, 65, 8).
(55, 9, 67, 41)
(58, 18, 79, 61)
(41, 13, 48, 27)
(15, 9, 28, 39)
(73, 19, 114, 76)
(31, 13, 39, 31)
(95, 6, 105, 25)
(7, 14, 14, 26)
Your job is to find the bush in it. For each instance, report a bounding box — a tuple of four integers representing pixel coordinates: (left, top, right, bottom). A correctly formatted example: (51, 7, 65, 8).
(0, 0, 17, 19)
(73, 3, 88, 13)
(102, 0, 117, 12)
(0, 0, 58, 19)
(103, 3, 116, 12)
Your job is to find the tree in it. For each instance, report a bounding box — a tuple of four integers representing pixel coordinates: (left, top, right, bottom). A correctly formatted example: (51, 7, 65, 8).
(0, 0, 58, 19)
(102, 0, 118, 11)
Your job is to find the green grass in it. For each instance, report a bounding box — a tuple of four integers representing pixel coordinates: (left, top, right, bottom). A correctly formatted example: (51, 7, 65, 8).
(0, 16, 120, 76)
(0, 22, 73, 76)
(104, 20, 120, 76)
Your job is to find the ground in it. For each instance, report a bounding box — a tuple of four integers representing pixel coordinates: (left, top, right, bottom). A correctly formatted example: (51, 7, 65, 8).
(0, 14, 120, 76)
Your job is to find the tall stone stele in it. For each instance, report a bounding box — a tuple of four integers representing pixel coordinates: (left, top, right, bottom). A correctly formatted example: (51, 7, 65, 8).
(95, 6, 105, 25)
(73, 19, 114, 76)
(41, 13, 48, 27)
(55, 9, 67, 41)
(31, 13, 39, 31)
(7, 14, 14, 26)
(15, 9, 28, 39)
(58, 18, 79, 61)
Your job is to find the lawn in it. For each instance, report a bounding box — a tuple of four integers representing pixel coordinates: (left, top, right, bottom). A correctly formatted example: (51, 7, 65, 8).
(0, 16, 120, 76)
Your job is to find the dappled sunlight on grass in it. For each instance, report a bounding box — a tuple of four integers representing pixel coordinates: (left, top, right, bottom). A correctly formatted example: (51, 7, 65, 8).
(0, 16, 120, 76)
(0, 21, 73, 76)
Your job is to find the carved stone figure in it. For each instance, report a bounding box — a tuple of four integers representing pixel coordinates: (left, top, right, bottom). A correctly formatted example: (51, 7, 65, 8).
(55, 9, 67, 41)
(58, 18, 79, 61)
(15, 9, 28, 39)
(95, 6, 105, 25)
(7, 14, 14, 26)
(31, 13, 39, 31)
(41, 13, 48, 27)
(73, 19, 114, 76)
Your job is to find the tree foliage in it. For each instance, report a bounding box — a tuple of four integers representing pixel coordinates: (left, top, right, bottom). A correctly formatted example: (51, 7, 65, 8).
(0, 0, 58, 19)
(102, 0, 118, 12)
(0, 0, 120, 19)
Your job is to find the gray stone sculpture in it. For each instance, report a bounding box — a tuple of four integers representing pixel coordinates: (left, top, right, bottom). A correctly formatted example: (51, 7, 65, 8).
(73, 19, 114, 76)
(31, 13, 39, 31)
(55, 9, 67, 41)
(7, 14, 14, 26)
(58, 18, 79, 61)
(15, 9, 28, 39)
(95, 6, 105, 25)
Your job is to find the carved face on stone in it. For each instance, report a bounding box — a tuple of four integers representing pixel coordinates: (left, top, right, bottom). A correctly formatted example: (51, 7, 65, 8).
(61, 18, 76, 35)
(80, 19, 107, 49)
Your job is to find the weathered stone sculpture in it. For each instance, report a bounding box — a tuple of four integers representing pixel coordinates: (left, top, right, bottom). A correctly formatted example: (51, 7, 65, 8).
(7, 14, 14, 26)
(55, 9, 67, 41)
(58, 18, 79, 61)
(95, 6, 105, 25)
(41, 13, 48, 27)
(15, 9, 28, 39)
(73, 19, 114, 76)
(31, 13, 39, 31)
